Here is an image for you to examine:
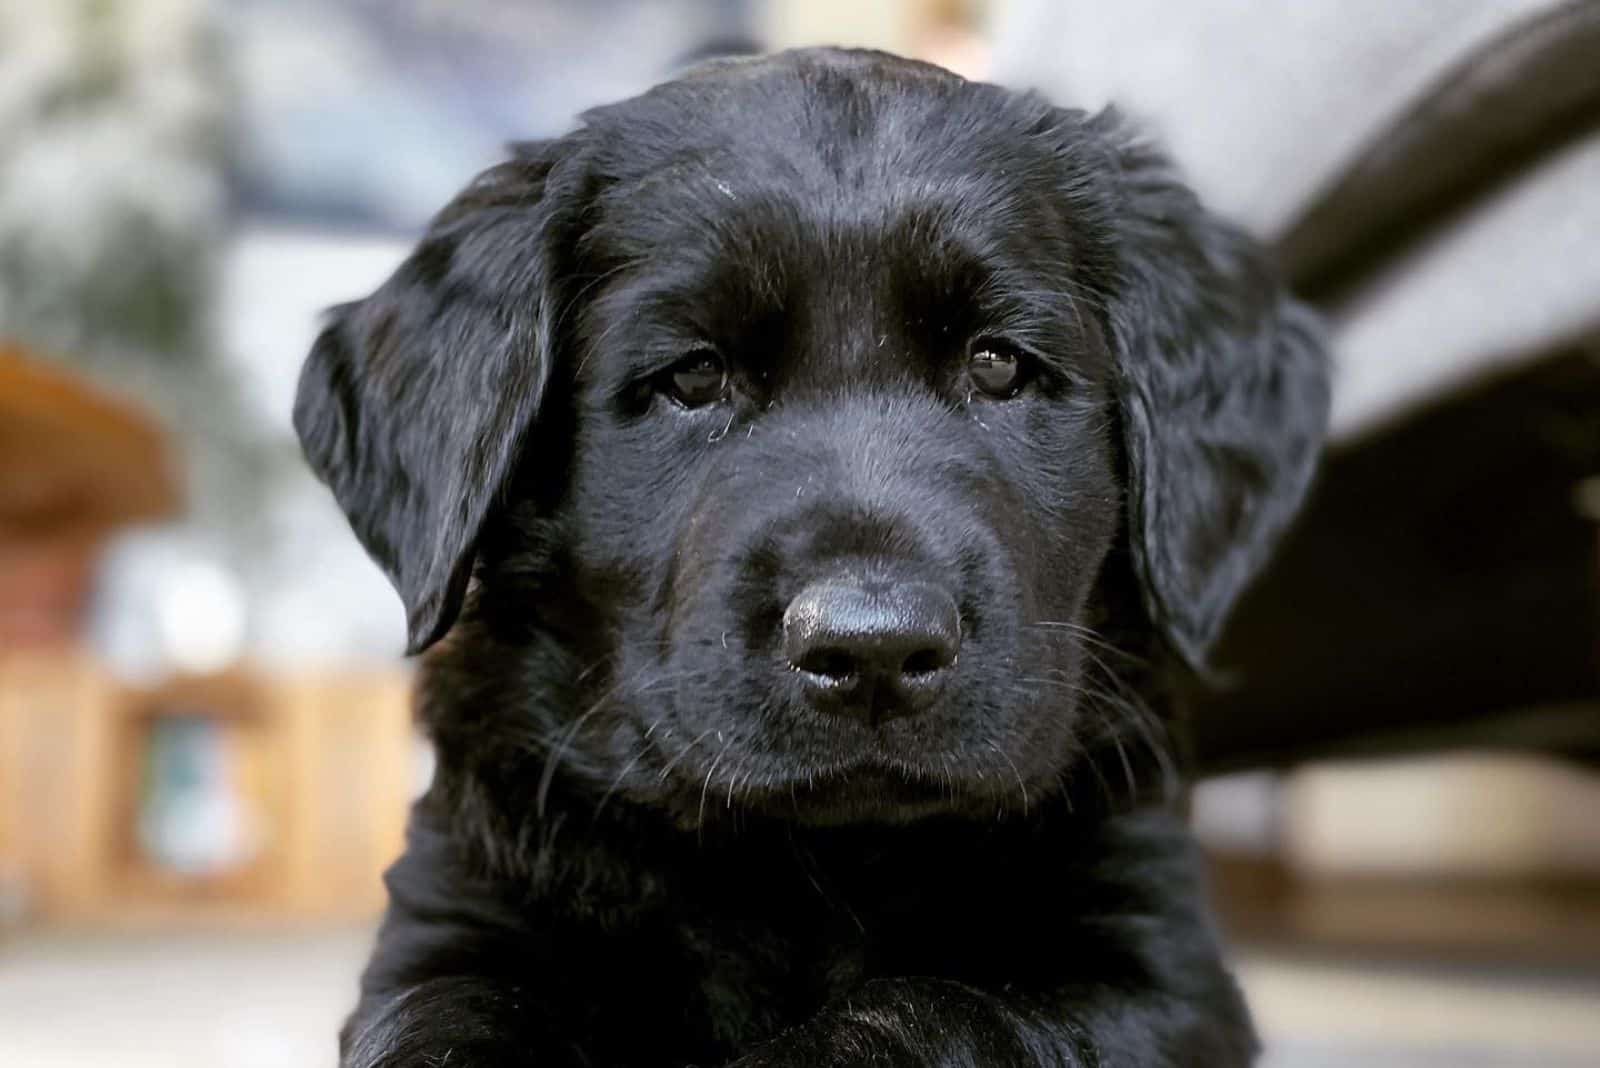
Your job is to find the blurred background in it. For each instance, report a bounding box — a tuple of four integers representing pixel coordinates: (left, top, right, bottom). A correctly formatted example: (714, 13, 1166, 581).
(1, 1, 1597, 1065)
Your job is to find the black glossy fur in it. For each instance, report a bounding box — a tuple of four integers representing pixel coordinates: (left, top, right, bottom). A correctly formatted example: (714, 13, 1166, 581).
(295, 49, 1328, 1068)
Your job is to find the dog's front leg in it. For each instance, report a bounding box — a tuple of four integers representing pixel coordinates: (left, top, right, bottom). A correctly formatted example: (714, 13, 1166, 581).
(342, 975, 578, 1068)
(727, 972, 1248, 1068)
(724, 976, 1079, 1067)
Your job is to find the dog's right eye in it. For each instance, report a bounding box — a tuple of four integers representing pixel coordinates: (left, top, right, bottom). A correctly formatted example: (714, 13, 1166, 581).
(661, 349, 727, 408)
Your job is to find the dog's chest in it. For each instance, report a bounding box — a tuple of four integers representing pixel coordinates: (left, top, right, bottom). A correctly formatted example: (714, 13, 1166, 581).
(663, 841, 1045, 1047)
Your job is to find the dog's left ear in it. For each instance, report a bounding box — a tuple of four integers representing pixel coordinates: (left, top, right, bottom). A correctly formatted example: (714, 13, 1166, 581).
(1093, 112, 1331, 669)
(293, 139, 586, 654)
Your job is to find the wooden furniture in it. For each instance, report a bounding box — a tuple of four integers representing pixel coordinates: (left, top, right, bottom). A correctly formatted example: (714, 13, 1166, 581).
(0, 651, 415, 926)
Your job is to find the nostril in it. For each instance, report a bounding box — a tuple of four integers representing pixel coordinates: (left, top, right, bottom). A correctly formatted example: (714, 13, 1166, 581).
(794, 647, 858, 680)
(900, 647, 951, 676)
(782, 578, 961, 705)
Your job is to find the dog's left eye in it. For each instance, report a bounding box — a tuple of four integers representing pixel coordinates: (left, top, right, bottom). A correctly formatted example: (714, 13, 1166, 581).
(967, 338, 1030, 398)
(662, 349, 727, 408)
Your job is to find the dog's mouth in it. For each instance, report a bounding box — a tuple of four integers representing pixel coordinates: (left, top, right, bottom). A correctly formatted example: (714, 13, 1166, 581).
(730, 758, 1018, 826)
(636, 583, 1086, 828)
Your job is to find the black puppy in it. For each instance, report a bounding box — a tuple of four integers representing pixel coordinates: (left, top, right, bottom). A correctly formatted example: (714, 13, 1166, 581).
(296, 49, 1327, 1068)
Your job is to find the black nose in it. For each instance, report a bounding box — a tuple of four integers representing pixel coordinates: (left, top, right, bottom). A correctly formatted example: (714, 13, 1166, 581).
(782, 579, 960, 722)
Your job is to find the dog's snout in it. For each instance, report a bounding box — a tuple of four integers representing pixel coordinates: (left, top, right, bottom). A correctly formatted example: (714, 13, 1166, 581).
(782, 580, 960, 723)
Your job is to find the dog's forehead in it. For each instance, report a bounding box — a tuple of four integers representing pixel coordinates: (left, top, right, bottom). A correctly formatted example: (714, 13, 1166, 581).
(564, 52, 1109, 386)
(579, 51, 1072, 237)
(577, 183, 1087, 379)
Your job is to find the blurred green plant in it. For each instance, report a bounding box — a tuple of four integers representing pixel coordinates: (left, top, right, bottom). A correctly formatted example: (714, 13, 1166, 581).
(0, 0, 286, 543)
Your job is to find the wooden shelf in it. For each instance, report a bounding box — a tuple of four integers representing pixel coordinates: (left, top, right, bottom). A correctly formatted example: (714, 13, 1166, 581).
(0, 650, 416, 926)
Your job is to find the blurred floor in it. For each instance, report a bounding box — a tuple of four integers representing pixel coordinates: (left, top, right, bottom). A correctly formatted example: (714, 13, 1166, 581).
(0, 928, 367, 1068)
(2, 927, 1597, 1067)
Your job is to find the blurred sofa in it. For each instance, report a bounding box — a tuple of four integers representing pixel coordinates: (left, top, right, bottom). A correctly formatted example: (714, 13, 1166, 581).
(996, 0, 1600, 770)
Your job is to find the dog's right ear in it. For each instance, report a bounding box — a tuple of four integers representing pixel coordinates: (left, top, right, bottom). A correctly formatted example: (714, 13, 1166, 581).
(293, 139, 585, 654)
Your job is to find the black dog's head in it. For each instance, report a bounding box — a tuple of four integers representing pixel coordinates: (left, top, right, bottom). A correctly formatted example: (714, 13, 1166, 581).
(295, 50, 1327, 831)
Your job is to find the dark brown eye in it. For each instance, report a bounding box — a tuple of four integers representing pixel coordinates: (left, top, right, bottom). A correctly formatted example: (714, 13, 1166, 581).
(968, 339, 1027, 397)
(664, 349, 727, 408)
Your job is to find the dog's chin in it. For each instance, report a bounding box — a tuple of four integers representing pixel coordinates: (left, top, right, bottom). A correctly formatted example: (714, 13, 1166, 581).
(717, 760, 1033, 828)
(749, 766, 951, 826)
